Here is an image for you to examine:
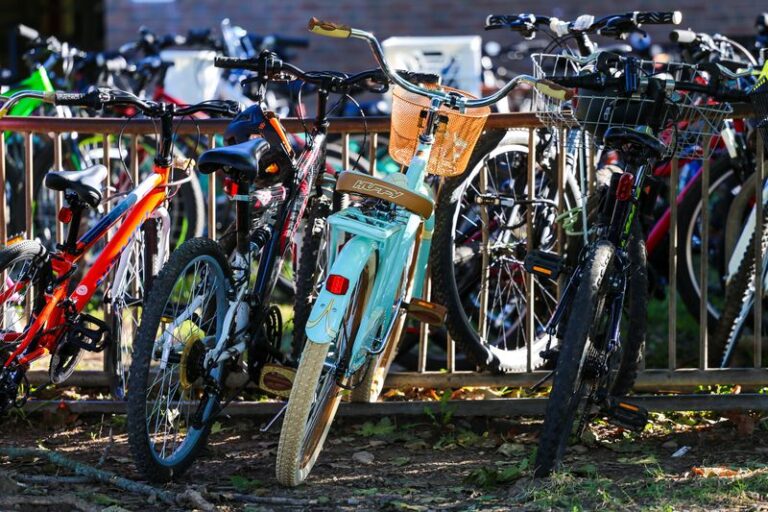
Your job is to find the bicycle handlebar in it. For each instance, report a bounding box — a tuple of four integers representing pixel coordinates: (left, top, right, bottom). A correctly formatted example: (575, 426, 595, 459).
(0, 89, 240, 119)
(306, 17, 571, 108)
(486, 11, 681, 38)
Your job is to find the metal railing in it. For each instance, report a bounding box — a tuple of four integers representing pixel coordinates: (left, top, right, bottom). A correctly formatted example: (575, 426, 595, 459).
(1, 111, 765, 405)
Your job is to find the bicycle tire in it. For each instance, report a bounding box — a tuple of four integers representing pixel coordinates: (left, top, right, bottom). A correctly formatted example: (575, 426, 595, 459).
(712, 202, 768, 367)
(127, 237, 232, 482)
(430, 130, 582, 372)
(276, 253, 376, 486)
(534, 241, 615, 477)
(292, 196, 332, 359)
(106, 219, 159, 400)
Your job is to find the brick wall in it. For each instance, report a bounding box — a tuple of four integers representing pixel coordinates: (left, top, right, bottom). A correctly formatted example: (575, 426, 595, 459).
(105, 0, 762, 72)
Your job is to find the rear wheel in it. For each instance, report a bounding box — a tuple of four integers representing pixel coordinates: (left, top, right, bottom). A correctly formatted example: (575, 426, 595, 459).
(276, 255, 375, 486)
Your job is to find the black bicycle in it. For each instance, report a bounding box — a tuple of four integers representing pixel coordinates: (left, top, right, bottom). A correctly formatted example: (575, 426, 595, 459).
(125, 49, 435, 481)
(528, 50, 742, 476)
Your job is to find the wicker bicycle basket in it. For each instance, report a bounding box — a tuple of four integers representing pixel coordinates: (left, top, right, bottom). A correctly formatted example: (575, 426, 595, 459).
(389, 85, 490, 176)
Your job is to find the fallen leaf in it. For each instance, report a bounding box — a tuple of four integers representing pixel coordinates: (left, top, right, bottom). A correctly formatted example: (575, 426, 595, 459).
(497, 442, 525, 457)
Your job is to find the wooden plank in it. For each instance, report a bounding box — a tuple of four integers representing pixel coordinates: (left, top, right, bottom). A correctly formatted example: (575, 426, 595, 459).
(22, 393, 768, 418)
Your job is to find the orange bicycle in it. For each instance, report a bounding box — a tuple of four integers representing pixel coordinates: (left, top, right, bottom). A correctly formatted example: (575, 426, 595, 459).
(0, 88, 239, 409)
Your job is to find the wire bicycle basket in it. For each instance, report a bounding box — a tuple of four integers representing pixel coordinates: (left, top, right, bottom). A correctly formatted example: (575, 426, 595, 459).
(531, 53, 733, 160)
(389, 85, 490, 176)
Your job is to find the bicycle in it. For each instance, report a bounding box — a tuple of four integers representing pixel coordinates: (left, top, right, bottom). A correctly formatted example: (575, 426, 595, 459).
(529, 50, 742, 476)
(430, 11, 682, 372)
(274, 17, 570, 486)
(125, 49, 409, 481)
(0, 87, 239, 408)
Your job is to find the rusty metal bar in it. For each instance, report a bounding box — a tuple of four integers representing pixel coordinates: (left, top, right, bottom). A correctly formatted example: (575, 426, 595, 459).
(53, 134, 64, 244)
(755, 135, 765, 368)
(23, 132, 33, 240)
(417, 272, 430, 373)
(477, 143, 490, 338)
(27, 367, 768, 392)
(525, 128, 536, 372)
(102, 133, 111, 243)
(130, 135, 139, 190)
(668, 158, 679, 370)
(368, 133, 378, 175)
(0, 131, 6, 245)
(208, 135, 217, 240)
(22, 393, 768, 417)
(699, 153, 710, 369)
(0, 113, 545, 136)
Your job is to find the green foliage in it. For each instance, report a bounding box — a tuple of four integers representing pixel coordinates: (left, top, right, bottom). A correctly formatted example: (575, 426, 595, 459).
(229, 475, 263, 493)
(358, 417, 396, 437)
(424, 391, 455, 427)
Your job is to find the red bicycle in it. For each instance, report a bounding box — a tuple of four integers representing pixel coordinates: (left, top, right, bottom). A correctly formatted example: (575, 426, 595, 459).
(0, 88, 239, 410)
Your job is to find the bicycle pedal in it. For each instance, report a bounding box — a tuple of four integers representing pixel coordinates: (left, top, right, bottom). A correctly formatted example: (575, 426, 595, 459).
(603, 398, 649, 432)
(68, 313, 111, 352)
(523, 250, 564, 280)
(258, 363, 296, 398)
(404, 298, 447, 326)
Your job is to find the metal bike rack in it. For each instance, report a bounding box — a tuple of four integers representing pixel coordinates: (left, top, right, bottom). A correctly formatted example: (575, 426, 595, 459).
(1, 111, 766, 414)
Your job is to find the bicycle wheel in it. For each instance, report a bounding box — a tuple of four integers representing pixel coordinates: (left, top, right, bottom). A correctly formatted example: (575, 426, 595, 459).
(535, 241, 615, 477)
(0, 241, 49, 414)
(127, 238, 232, 482)
(675, 156, 741, 335)
(713, 202, 768, 367)
(276, 253, 376, 486)
(431, 131, 582, 372)
(292, 195, 332, 359)
(106, 219, 160, 400)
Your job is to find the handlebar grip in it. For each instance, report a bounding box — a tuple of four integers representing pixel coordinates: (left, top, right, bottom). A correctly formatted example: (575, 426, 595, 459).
(54, 91, 103, 109)
(307, 17, 352, 38)
(546, 74, 607, 90)
(535, 80, 574, 101)
(214, 56, 252, 69)
(635, 11, 682, 25)
(670, 29, 697, 44)
(17, 24, 40, 41)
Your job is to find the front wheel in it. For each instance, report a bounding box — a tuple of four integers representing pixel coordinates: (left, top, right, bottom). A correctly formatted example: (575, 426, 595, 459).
(127, 237, 232, 482)
(535, 242, 615, 477)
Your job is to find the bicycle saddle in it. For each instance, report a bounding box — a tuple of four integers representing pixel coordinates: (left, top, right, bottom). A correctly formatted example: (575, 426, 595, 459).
(603, 127, 667, 161)
(44, 165, 108, 208)
(335, 171, 434, 219)
(198, 138, 271, 179)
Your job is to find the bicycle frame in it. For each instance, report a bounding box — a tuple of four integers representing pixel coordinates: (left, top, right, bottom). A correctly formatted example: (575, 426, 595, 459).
(304, 99, 438, 378)
(2, 163, 171, 368)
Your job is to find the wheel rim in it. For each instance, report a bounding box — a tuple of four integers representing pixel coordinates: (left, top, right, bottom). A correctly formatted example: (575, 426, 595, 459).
(0, 255, 42, 342)
(451, 146, 563, 353)
(144, 255, 227, 466)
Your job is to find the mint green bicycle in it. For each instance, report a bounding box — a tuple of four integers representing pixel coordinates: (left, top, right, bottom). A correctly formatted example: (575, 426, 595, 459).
(275, 18, 570, 486)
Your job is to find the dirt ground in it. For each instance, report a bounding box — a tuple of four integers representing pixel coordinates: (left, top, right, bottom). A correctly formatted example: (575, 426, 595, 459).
(1, 403, 768, 512)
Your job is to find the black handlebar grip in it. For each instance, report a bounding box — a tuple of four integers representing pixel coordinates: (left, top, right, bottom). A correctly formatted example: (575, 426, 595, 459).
(17, 24, 40, 41)
(54, 91, 103, 109)
(214, 56, 251, 69)
(669, 29, 697, 44)
(635, 11, 682, 25)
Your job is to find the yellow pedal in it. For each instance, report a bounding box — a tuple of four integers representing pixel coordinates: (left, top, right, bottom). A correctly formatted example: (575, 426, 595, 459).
(404, 298, 447, 326)
(258, 363, 296, 398)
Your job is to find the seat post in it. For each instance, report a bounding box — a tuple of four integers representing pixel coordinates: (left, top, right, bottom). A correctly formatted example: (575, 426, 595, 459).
(61, 195, 85, 252)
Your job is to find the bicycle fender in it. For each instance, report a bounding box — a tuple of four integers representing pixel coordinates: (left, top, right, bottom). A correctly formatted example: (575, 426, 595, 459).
(305, 237, 376, 344)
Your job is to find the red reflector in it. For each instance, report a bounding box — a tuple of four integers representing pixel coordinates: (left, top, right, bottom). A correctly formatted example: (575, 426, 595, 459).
(57, 207, 73, 224)
(223, 177, 238, 197)
(325, 274, 349, 295)
(616, 173, 635, 201)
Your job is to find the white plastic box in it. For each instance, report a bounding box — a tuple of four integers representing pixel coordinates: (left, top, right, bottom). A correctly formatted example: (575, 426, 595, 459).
(159, 49, 221, 104)
(382, 36, 482, 97)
